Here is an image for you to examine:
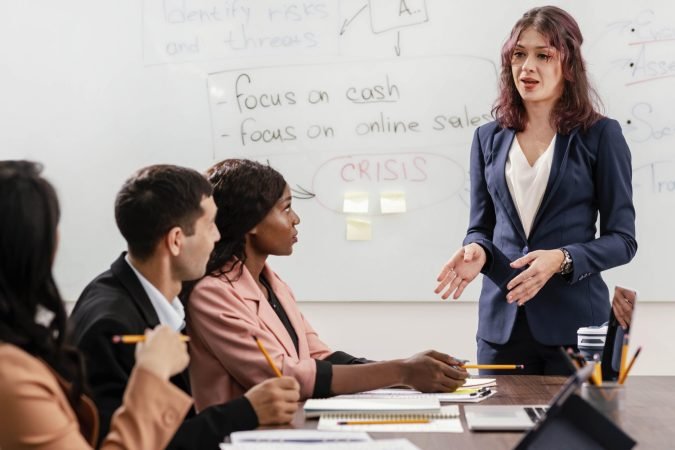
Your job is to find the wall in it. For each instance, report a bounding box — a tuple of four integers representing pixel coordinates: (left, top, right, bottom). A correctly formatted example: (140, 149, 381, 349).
(299, 301, 675, 376)
(4, 0, 675, 302)
(63, 298, 673, 375)
(9, 0, 675, 373)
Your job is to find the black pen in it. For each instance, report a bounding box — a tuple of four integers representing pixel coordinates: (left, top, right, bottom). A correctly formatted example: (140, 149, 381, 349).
(470, 388, 492, 397)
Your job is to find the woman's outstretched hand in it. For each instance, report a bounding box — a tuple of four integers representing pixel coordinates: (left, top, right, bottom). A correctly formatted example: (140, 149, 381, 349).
(435, 243, 486, 300)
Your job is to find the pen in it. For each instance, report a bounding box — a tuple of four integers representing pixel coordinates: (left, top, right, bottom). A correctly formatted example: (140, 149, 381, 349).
(338, 419, 430, 425)
(472, 388, 492, 397)
(253, 336, 283, 378)
(111, 334, 190, 343)
(568, 350, 586, 369)
(618, 346, 642, 384)
(461, 364, 524, 370)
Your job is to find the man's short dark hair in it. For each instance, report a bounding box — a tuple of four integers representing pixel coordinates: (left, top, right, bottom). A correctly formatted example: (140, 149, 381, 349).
(114, 164, 213, 259)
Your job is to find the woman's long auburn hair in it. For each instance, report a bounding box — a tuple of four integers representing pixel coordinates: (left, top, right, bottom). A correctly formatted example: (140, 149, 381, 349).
(492, 6, 603, 134)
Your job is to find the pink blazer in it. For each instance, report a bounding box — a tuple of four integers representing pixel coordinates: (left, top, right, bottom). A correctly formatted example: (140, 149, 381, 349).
(187, 262, 333, 411)
(0, 343, 192, 450)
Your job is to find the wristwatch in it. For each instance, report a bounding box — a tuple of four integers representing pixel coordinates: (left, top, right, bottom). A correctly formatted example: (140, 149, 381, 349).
(559, 248, 573, 275)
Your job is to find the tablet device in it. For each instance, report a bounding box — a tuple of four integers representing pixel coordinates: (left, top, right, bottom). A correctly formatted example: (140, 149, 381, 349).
(601, 286, 638, 381)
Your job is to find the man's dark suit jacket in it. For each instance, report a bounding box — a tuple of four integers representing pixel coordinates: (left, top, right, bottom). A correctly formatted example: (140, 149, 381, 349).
(69, 253, 258, 449)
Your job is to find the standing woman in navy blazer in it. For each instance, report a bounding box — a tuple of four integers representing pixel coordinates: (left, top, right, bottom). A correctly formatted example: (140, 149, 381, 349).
(435, 6, 637, 375)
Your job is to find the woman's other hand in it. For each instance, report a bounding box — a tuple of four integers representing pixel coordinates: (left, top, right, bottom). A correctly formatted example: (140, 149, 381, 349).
(507, 249, 564, 305)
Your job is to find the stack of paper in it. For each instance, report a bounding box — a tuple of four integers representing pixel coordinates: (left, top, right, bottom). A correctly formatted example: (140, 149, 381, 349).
(221, 440, 420, 450)
(463, 378, 497, 389)
(304, 397, 441, 418)
(222, 431, 419, 449)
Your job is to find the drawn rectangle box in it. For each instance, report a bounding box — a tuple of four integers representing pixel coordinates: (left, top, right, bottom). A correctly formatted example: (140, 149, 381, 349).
(369, 0, 428, 34)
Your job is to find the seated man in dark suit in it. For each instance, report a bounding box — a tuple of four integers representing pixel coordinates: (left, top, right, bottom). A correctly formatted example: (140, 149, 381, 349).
(69, 164, 300, 449)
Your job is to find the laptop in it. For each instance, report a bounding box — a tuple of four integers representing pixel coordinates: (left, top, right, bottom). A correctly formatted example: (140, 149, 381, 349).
(464, 356, 595, 431)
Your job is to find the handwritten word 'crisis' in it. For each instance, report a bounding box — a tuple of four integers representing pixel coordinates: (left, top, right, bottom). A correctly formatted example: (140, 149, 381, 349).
(340, 156, 427, 182)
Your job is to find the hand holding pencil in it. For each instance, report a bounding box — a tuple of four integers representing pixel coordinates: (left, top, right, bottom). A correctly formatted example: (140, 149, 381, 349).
(133, 325, 190, 380)
(112, 334, 191, 343)
(461, 364, 525, 370)
(246, 336, 300, 425)
(399, 350, 469, 392)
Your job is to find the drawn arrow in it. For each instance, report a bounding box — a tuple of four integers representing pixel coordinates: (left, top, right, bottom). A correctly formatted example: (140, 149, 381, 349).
(340, 4, 368, 36)
(394, 31, 401, 56)
(291, 185, 316, 200)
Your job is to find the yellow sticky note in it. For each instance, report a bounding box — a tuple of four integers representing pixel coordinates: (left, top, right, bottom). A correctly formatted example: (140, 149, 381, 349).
(380, 192, 406, 214)
(343, 192, 369, 214)
(346, 218, 372, 241)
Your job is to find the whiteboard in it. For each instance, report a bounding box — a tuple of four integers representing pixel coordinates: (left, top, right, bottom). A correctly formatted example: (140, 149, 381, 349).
(2, 0, 674, 301)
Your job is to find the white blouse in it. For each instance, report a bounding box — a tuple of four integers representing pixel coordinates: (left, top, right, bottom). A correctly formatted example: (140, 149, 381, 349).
(505, 135, 556, 238)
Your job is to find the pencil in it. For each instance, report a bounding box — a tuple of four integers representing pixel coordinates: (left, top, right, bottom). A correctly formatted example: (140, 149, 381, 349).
(253, 336, 283, 378)
(618, 346, 642, 384)
(618, 335, 629, 383)
(337, 419, 430, 425)
(111, 334, 190, 343)
(461, 364, 524, 370)
(591, 361, 603, 386)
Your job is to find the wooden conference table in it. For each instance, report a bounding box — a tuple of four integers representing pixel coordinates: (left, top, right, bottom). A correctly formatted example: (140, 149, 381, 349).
(286, 376, 675, 449)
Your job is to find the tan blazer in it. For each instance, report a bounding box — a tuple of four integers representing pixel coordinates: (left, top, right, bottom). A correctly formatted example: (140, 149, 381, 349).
(0, 343, 192, 450)
(187, 263, 333, 411)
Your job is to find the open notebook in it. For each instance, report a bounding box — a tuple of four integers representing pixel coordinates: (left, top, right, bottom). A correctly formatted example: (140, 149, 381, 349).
(304, 397, 440, 418)
(317, 405, 462, 432)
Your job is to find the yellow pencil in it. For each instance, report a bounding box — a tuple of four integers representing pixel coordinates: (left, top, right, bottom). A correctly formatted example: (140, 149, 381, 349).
(591, 361, 603, 386)
(461, 364, 524, 370)
(618, 346, 642, 384)
(111, 334, 190, 343)
(338, 419, 430, 425)
(253, 336, 283, 378)
(618, 335, 629, 383)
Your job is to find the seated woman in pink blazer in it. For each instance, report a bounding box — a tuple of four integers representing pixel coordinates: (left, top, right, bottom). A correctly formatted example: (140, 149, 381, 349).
(0, 161, 192, 450)
(185, 159, 468, 411)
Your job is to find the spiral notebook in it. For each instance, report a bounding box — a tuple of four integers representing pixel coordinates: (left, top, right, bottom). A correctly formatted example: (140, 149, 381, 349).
(317, 405, 462, 432)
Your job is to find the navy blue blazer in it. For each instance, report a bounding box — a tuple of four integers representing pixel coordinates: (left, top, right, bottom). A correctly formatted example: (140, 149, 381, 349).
(464, 118, 637, 346)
